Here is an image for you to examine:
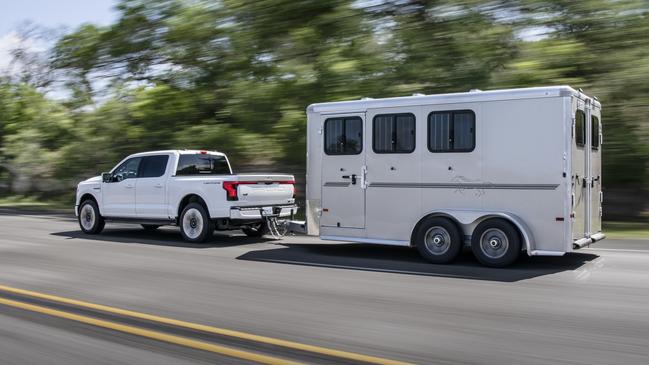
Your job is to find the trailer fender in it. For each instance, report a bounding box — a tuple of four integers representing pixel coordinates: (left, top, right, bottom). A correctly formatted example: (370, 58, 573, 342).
(412, 210, 535, 253)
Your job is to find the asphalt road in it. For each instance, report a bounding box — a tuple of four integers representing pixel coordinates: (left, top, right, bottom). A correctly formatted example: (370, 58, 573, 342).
(1, 210, 649, 364)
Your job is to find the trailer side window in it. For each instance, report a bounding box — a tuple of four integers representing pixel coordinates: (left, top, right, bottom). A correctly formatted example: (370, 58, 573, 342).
(428, 110, 475, 152)
(575, 110, 585, 147)
(373, 113, 415, 153)
(591, 116, 600, 150)
(324, 117, 363, 155)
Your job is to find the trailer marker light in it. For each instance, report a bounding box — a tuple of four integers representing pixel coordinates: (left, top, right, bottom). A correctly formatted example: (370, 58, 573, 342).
(199, 150, 208, 154)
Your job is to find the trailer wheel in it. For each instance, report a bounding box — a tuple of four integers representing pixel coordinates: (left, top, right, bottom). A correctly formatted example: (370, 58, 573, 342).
(414, 217, 462, 264)
(78, 199, 105, 234)
(242, 223, 268, 237)
(180, 202, 214, 243)
(471, 218, 521, 268)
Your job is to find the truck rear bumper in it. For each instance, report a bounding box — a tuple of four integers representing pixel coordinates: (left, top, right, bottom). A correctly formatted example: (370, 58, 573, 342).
(229, 204, 298, 220)
(573, 232, 606, 249)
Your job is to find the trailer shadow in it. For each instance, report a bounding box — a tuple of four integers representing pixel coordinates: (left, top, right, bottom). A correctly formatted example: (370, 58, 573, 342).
(236, 243, 600, 282)
(51, 227, 273, 249)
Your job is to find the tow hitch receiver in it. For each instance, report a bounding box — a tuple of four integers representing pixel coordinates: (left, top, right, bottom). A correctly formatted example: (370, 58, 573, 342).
(260, 207, 291, 239)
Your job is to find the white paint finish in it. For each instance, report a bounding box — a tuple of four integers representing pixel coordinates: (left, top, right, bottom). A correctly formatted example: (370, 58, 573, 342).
(306, 86, 603, 257)
(319, 113, 366, 229)
(320, 235, 410, 246)
(75, 150, 296, 226)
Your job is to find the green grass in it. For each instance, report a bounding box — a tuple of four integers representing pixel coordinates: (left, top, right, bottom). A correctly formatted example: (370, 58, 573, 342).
(603, 221, 649, 239)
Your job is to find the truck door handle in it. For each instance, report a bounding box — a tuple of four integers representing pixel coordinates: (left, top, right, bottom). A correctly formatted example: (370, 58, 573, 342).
(341, 174, 357, 185)
(125, 184, 134, 189)
(154, 184, 163, 188)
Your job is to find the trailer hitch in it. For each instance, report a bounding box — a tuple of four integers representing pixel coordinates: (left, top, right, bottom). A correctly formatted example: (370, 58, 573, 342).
(259, 207, 294, 239)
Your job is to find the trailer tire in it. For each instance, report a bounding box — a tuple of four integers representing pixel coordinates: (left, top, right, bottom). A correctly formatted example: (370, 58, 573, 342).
(179, 202, 214, 243)
(242, 223, 268, 238)
(471, 218, 521, 268)
(414, 217, 463, 264)
(78, 199, 105, 234)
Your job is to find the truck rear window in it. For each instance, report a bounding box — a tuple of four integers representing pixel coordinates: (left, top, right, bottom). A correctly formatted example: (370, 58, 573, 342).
(176, 154, 231, 175)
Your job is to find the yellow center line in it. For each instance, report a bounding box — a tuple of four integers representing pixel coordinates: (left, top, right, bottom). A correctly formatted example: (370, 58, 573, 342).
(0, 296, 303, 365)
(0, 284, 413, 365)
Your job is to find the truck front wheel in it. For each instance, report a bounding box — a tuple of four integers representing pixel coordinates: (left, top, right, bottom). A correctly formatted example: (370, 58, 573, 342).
(180, 203, 214, 243)
(78, 200, 105, 234)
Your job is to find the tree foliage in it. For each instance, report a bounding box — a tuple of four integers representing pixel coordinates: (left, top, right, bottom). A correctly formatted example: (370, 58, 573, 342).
(0, 0, 647, 215)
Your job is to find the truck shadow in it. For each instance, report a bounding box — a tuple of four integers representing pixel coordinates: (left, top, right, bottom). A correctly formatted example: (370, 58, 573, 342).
(51, 227, 273, 248)
(236, 243, 600, 282)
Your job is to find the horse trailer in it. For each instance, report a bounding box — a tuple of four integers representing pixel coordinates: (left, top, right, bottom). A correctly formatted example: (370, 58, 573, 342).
(303, 86, 604, 267)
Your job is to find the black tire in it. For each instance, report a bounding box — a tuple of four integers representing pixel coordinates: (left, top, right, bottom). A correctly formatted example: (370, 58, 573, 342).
(413, 217, 463, 264)
(78, 199, 105, 234)
(179, 202, 214, 243)
(471, 218, 521, 268)
(242, 223, 268, 237)
(141, 224, 161, 231)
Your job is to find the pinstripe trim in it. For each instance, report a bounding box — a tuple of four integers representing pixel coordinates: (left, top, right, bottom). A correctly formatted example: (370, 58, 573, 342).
(324, 182, 351, 187)
(368, 182, 559, 190)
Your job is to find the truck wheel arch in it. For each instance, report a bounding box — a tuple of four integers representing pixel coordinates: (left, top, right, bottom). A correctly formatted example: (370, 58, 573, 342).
(411, 210, 534, 253)
(78, 193, 100, 215)
(177, 194, 210, 221)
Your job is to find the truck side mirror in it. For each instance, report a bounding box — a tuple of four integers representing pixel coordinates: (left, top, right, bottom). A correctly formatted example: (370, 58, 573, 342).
(102, 172, 112, 183)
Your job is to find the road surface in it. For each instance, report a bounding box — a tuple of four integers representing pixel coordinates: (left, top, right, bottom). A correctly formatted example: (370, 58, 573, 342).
(1, 210, 648, 364)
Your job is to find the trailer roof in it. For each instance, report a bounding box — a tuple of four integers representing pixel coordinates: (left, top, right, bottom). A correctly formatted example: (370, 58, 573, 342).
(307, 85, 600, 114)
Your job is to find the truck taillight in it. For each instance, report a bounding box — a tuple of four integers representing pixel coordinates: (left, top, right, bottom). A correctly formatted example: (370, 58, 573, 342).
(222, 181, 238, 201)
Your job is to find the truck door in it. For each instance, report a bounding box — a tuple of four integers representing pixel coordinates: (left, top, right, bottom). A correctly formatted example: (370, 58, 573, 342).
(571, 99, 588, 240)
(320, 113, 366, 229)
(590, 107, 603, 234)
(135, 155, 171, 219)
(102, 157, 141, 217)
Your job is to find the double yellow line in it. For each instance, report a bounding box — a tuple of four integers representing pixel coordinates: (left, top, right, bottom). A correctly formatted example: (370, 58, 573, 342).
(0, 284, 412, 365)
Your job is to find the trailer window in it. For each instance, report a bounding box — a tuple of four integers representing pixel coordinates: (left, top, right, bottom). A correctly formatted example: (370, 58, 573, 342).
(373, 113, 415, 153)
(575, 110, 585, 147)
(324, 117, 363, 155)
(428, 110, 475, 152)
(591, 116, 600, 150)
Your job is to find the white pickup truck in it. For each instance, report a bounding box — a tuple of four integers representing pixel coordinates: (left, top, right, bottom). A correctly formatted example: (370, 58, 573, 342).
(75, 150, 297, 242)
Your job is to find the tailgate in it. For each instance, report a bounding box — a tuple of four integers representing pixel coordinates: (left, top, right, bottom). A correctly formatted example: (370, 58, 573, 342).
(232, 174, 295, 205)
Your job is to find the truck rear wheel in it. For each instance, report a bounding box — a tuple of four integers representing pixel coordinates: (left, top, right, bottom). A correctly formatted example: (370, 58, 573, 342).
(78, 200, 105, 234)
(242, 223, 268, 238)
(414, 217, 462, 264)
(471, 218, 521, 267)
(180, 203, 214, 243)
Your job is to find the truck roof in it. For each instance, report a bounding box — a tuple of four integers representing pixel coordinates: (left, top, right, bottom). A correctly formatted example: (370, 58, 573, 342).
(307, 85, 600, 114)
(128, 150, 226, 157)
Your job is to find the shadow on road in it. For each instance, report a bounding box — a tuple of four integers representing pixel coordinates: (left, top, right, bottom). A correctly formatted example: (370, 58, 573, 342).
(51, 227, 272, 249)
(237, 243, 600, 282)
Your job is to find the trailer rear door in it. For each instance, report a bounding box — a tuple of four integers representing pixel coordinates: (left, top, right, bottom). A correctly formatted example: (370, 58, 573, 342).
(572, 97, 602, 241)
(571, 99, 588, 241)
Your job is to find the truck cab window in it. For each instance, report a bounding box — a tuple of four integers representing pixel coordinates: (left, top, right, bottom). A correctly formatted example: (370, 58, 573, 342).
(139, 155, 169, 178)
(324, 117, 363, 155)
(592, 116, 600, 150)
(428, 110, 475, 152)
(176, 154, 231, 175)
(112, 157, 142, 181)
(575, 110, 586, 147)
(373, 113, 415, 153)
